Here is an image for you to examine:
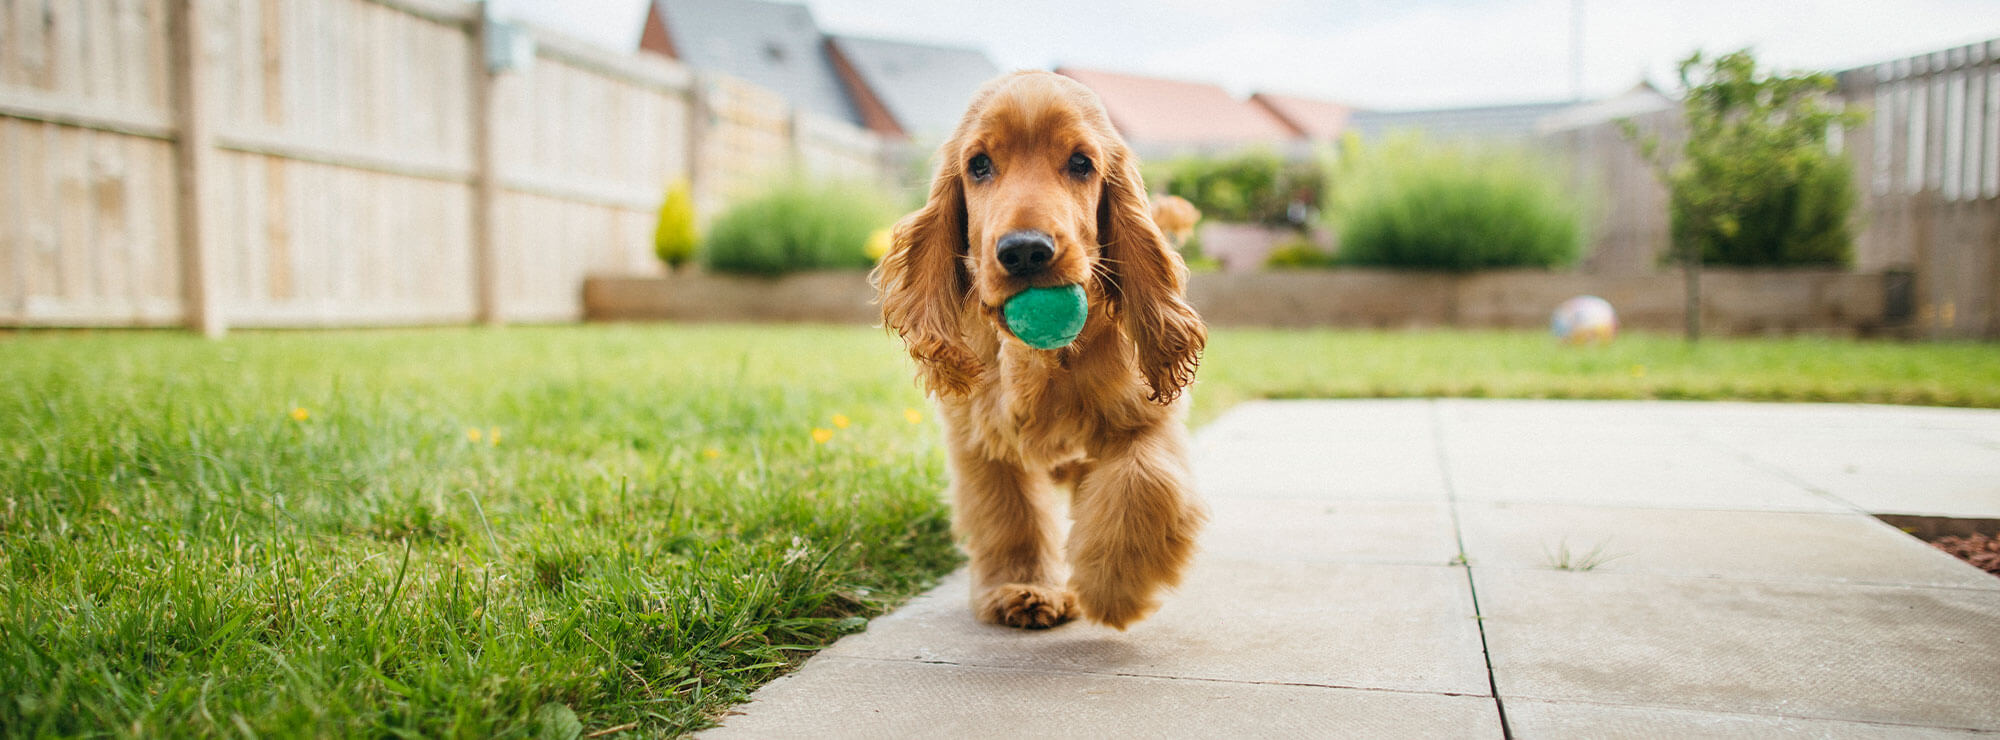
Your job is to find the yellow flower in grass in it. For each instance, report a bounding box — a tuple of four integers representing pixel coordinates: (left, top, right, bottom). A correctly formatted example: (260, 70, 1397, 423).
(831, 414, 851, 429)
(290, 407, 310, 422)
(864, 228, 894, 261)
(904, 407, 923, 425)
(487, 427, 501, 446)
(466, 427, 483, 443)
(811, 428, 834, 445)
(703, 447, 722, 460)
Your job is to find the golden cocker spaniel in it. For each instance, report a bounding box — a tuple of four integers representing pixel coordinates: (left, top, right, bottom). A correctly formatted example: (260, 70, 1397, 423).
(873, 72, 1208, 630)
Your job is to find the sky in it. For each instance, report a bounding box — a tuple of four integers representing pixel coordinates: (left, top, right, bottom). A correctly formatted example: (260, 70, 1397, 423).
(491, 0, 2000, 109)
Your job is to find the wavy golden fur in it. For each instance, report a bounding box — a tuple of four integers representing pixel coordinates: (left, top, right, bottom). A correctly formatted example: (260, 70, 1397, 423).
(871, 72, 1208, 630)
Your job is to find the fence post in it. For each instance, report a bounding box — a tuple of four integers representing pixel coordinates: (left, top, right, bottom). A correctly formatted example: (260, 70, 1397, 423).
(788, 110, 805, 174)
(684, 71, 708, 221)
(168, 0, 224, 338)
(469, 9, 503, 325)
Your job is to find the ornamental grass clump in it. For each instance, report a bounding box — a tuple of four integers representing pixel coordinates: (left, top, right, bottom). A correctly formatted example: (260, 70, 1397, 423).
(1328, 136, 1582, 271)
(653, 180, 698, 270)
(703, 178, 898, 275)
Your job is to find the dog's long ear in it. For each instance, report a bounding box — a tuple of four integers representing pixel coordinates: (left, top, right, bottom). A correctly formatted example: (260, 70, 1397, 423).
(872, 146, 980, 396)
(1098, 141, 1206, 404)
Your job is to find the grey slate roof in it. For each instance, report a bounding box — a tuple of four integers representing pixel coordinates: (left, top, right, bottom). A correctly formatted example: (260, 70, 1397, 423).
(827, 35, 1001, 139)
(654, 0, 860, 125)
(1346, 100, 1579, 142)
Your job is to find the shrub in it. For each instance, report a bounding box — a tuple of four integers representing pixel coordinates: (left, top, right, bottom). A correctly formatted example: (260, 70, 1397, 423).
(703, 179, 897, 275)
(1327, 136, 1581, 271)
(1679, 152, 1854, 266)
(1154, 149, 1325, 226)
(653, 180, 698, 269)
(1627, 49, 1861, 268)
(1264, 238, 1335, 269)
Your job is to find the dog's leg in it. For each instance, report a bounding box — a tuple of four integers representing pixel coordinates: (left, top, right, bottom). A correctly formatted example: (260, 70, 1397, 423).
(949, 446, 1075, 629)
(1067, 424, 1206, 630)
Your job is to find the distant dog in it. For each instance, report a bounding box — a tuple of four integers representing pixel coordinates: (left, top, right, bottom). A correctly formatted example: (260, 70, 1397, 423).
(872, 71, 1207, 630)
(1150, 195, 1201, 251)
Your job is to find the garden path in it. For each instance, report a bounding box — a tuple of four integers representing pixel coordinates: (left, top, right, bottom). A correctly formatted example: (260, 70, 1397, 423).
(702, 400, 2000, 738)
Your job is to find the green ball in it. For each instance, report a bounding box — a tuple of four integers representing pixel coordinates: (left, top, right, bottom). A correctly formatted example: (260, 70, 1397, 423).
(1002, 284, 1088, 350)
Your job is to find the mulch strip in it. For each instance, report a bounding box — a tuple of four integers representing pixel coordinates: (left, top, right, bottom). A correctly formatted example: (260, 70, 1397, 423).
(1930, 533, 2000, 577)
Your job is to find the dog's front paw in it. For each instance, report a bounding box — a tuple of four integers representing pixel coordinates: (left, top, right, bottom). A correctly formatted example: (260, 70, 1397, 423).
(975, 583, 1076, 629)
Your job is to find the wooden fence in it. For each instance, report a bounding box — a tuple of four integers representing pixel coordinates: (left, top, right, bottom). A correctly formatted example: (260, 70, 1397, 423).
(1552, 38, 2000, 339)
(1839, 39, 2000, 339)
(0, 0, 897, 332)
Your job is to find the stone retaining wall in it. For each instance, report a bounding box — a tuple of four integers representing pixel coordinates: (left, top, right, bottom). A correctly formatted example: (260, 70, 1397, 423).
(585, 269, 1905, 336)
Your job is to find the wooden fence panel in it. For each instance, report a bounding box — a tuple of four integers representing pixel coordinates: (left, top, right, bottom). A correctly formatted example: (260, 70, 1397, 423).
(1544, 108, 1675, 276)
(2, 0, 894, 330)
(1, 0, 182, 325)
(1840, 39, 2000, 338)
(489, 35, 692, 321)
(795, 110, 883, 183)
(202, 0, 479, 326)
(696, 75, 793, 217)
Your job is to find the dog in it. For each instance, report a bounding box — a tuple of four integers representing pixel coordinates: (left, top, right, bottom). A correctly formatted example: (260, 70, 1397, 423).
(872, 72, 1208, 630)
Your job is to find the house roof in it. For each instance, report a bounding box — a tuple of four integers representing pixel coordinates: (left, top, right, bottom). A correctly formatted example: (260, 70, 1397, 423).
(1345, 100, 1577, 142)
(1534, 82, 1675, 134)
(826, 35, 1001, 140)
(1056, 67, 1298, 146)
(643, 0, 860, 126)
(1249, 92, 1354, 140)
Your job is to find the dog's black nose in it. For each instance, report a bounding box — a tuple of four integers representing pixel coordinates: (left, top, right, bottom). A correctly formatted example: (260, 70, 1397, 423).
(996, 230, 1055, 276)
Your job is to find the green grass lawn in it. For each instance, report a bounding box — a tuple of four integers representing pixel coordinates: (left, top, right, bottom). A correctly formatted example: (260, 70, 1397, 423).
(0, 326, 955, 738)
(1192, 329, 2000, 424)
(3, 324, 1996, 738)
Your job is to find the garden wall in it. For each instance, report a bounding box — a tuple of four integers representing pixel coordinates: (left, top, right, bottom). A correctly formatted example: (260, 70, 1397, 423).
(0, 0, 899, 332)
(584, 269, 1903, 337)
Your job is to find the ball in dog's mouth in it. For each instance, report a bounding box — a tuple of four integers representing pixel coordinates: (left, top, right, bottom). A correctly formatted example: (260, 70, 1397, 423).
(1002, 284, 1088, 350)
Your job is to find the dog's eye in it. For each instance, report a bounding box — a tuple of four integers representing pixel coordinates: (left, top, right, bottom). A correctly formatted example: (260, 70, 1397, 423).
(967, 153, 994, 182)
(1067, 153, 1094, 178)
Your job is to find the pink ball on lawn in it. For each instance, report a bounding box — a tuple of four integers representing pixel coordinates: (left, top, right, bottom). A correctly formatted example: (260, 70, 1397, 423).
(1552, 295, 1617, 344)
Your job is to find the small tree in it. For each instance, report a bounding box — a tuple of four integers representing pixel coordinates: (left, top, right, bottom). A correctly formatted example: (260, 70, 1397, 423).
(1623, 49, 1863, 340)
(653, 180, 698, 270)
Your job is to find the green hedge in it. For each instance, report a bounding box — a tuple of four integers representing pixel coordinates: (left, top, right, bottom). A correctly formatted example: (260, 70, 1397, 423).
(1328, 137, 1581, 271)
(703, 179, 898, 275)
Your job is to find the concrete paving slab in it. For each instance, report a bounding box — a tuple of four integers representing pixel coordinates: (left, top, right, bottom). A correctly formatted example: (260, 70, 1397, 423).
(1437, 399, 2000, 434)
(1504, 700, 1992, 739)
(1475, 568, 2000, 730)
(1195, 399, 1441, 440)
(1203, 498, 1460, 565)
(823, 560, 1492, 696)
(1456, 502, 2000, 589)
(700, 658, 1504, 739)
(1194, 399, 1447, 501)
(1194, 437, 1449, 501)
(1705, 427, 2000, 518)
(1442, 427, 1848, 512)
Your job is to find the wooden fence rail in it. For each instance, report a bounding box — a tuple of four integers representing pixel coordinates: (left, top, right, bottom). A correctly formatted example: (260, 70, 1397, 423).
(1, 0, 897, 332)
